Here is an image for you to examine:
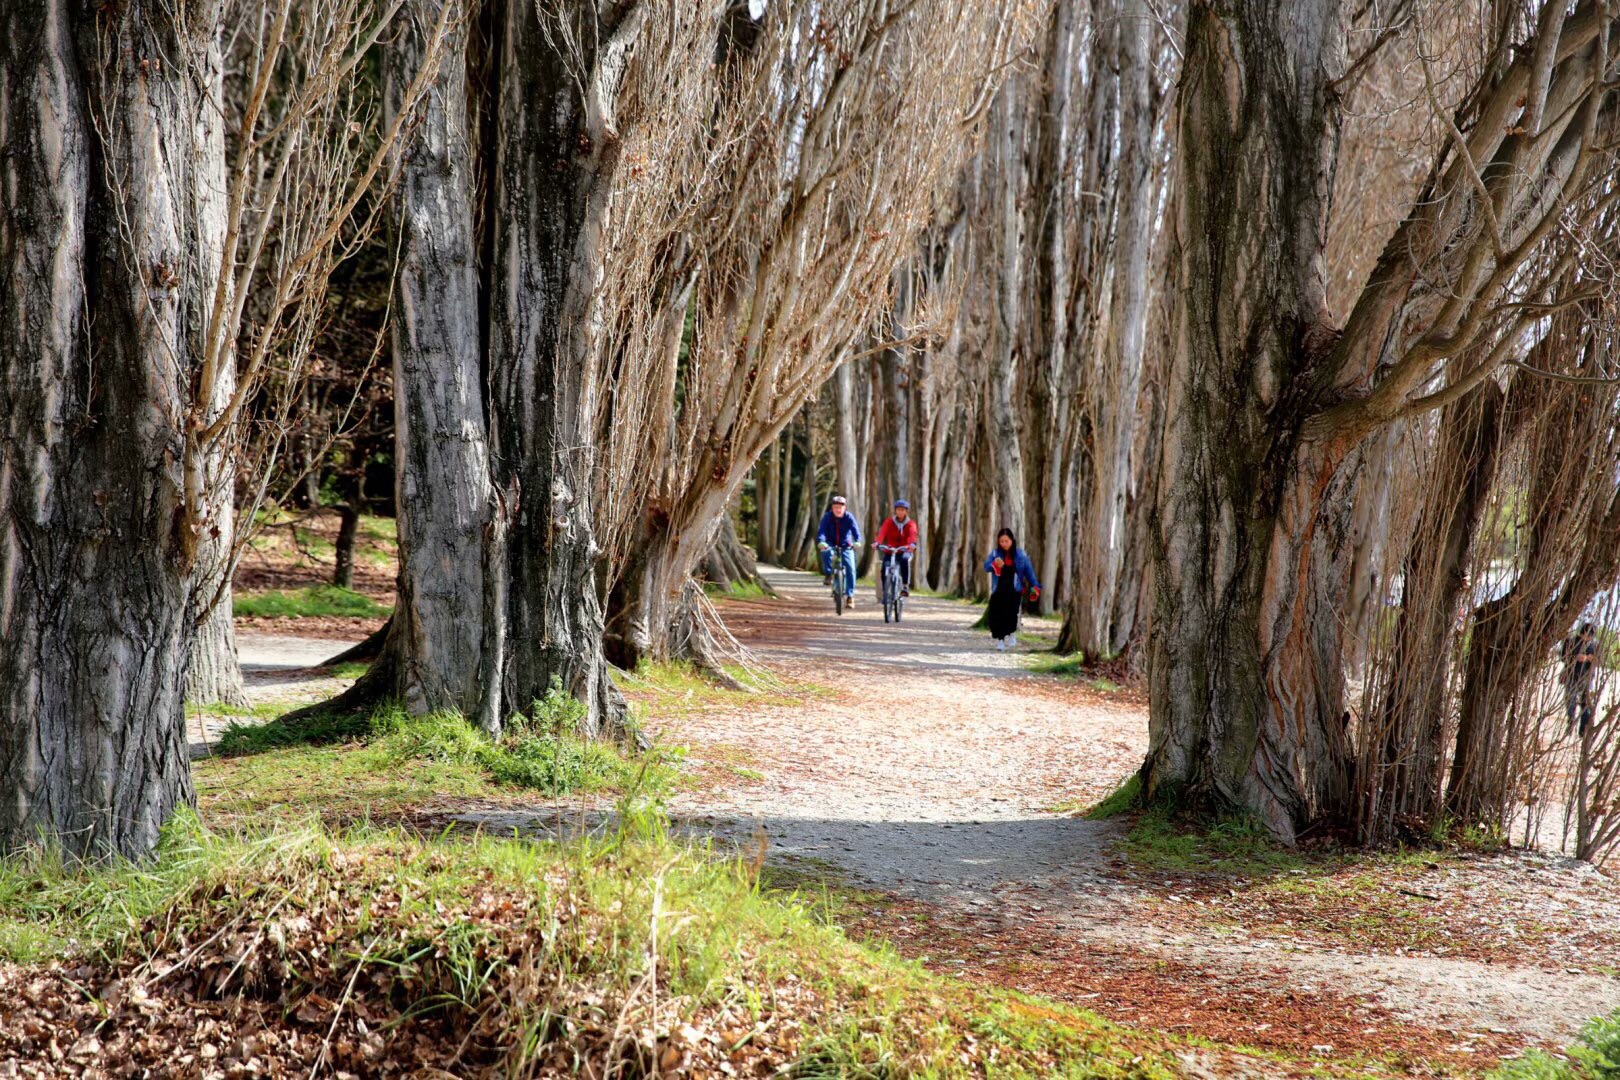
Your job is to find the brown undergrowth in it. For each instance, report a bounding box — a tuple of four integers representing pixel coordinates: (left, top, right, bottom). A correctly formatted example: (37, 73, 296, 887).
(844, 893, 1532, 1077)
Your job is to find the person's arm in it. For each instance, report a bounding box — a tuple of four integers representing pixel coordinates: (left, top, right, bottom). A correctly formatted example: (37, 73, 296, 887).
(848, 515, 861, 544)
(904, 520, 919, 549)
(1019, 552, 1041, 592)
(984, 551, 1001, 574)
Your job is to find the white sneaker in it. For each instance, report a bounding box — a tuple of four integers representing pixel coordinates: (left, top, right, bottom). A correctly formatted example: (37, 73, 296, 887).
(996, 639, 1006, 651)
(1008, 634, 1018, 648)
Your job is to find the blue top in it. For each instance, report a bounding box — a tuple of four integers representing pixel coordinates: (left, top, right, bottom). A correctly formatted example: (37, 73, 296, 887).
(817, 509, 862, 548)
(984, 547, 1040, 592)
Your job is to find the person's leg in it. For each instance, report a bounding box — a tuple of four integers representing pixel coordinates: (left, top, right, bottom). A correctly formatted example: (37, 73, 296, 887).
(820, 546, 833, 580)
(842, 549, 857, 597)
(1566, 681, 1580, 728)
(898, 551, 911, 594)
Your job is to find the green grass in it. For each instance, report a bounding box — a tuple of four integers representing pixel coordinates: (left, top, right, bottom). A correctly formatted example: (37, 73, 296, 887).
(1121, 811, 1310, 876)
(618, 659, 831, 715)
(358, 514, 396, 542)
(1488, 1010, 1620, 1078)
(702, 578, 773, 600)
(203, 684, 677, 825)
(233, 584, 390, 619)
(1030, 651, 1086, 677)
(1083, 774, 1144, 820)
(0, 814, 1177, 1077)
(1076, 776, 1313, 876)
(186, 699, 290, 722)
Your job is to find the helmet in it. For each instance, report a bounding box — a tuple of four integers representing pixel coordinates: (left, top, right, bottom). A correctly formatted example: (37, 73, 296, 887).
(831, 495, 847, 505)
(893, 499, 910, 509)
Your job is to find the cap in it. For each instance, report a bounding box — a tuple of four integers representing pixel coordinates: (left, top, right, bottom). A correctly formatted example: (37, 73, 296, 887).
(893, 499, 910, 509)
(831, 495, 847, 505)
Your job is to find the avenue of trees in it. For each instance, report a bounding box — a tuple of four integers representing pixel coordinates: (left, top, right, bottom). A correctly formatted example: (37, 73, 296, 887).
(3, 0, 1620, 860)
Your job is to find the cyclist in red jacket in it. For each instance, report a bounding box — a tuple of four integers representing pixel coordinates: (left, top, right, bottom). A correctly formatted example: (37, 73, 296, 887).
(872, 499, 920, 597)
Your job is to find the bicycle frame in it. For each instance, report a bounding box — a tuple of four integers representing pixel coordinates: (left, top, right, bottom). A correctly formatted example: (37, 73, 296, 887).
(824, 543, 855, 615)
(876, 545, 908, 623)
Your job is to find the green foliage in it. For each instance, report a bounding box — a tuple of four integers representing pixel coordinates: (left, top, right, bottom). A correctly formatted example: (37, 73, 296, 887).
(233, 584, 390, 619)
(620, 659, 825, 714)
(1029, 651, 1087, 677)
(1084, 775, 1143, 820)
(1489, 1011, 1620, 1078)
(216, 704, 371, 755)
(702, 578, 772, 600)
(1119, 806, 1307, 876)
(218, 685, 672, 802)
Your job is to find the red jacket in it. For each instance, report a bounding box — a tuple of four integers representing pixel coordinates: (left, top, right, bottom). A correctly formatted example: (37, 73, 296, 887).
(874, 516, 919, 549)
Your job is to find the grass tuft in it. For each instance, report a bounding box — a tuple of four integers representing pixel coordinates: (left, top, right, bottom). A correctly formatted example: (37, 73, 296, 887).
(1488, 1010, 1620, 1078)
(702, 578, 772, 600)
(1084, 774, 1144, 820)
(1030, 651, 1087, 677)
(233, 584, 391, 619)
(203, 681, 676, 825)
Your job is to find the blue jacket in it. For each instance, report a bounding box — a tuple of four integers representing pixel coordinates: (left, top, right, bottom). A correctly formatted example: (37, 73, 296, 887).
(985, 547, 1039, 593)
(817, 509, 861, 548)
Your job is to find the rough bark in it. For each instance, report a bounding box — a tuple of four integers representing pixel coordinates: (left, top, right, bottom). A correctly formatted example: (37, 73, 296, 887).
(1144, 0, 1353, 841)
(784, 411, 816, 569)
(348, 0, 629, 738)
(756, 439, 780, 564)
(375, 0, 499, 726)
(1, 0, 223, 857)
(1065, 0, 1155, 655)
(985, 81, 1028, 542)
(332, 479, 363, 590)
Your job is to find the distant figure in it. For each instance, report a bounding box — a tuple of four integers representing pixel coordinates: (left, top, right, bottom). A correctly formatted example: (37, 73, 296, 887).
(816, 495, 861, 606)
(1562, 622, 1599, 735)
(872, 499, 919, 597)
(983, 527, 1040, 651)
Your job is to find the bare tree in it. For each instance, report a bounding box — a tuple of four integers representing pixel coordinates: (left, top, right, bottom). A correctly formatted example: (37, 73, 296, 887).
(1145, 0, 1620, 841)
(0, 0, 448, 857)
(601, 0, 1038, 670)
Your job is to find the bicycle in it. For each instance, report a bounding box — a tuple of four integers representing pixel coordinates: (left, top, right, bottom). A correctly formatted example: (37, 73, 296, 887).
(820, 541, 857, 615)
(875, 544, 910, 623)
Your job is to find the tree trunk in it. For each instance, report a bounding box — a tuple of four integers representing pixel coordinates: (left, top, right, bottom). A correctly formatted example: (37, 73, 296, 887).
(1065, 0, 1154, 654)
(986, 81, 1028, 542)
(0, 0, 224, 858)
(775, 428, 792, 559)
(787, 409, 816, 569)
(756, 439, 779, 564)
(351, 0, 631, 738)
(332, 473, 364, 590)
(784, 410, 816, 569)
(833, 361, 869, 530)
(1144, 0, 1353, 842)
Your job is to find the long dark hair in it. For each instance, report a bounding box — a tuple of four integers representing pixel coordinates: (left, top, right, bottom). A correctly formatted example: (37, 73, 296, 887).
(995, 528, 1017, 555)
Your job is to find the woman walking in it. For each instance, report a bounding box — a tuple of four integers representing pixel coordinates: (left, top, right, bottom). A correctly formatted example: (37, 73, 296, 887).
(984, 528, 1040, 650)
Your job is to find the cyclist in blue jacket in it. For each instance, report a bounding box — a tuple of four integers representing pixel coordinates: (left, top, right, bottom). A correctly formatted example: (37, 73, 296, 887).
(817, 495, 861, 606)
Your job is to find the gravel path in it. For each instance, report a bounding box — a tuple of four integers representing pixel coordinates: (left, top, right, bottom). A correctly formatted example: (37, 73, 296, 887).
(457, 566, 1620, 1055)
(225, 566, 1618, 1059)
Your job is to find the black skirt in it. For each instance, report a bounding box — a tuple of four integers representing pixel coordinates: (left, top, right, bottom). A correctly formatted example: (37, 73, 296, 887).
(987, 574, 1021, 639)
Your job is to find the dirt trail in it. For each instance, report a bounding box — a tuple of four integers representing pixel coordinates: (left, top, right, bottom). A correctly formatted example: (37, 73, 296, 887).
(229, 567, 1619, 1065)
(459, 567, 1620, 1062)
